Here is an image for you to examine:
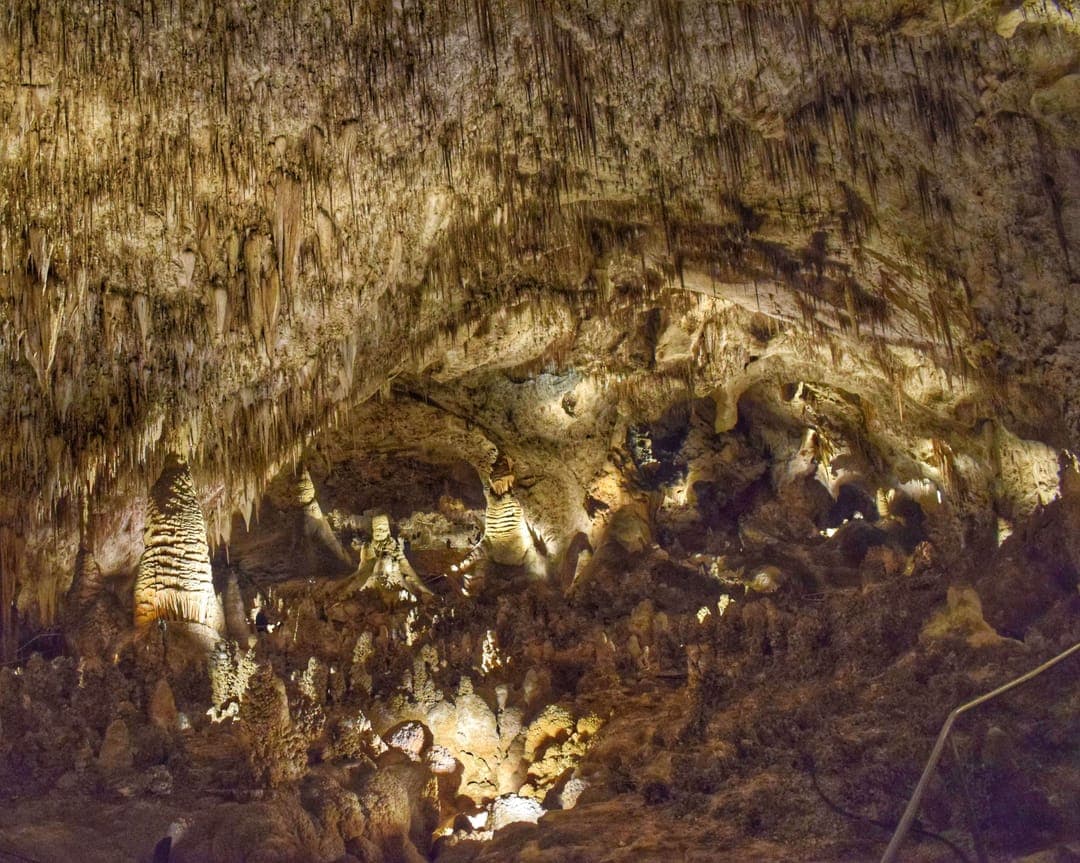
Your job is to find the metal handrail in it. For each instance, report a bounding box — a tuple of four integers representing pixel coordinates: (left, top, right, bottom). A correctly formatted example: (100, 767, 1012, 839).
(881, 640, 1080, 863)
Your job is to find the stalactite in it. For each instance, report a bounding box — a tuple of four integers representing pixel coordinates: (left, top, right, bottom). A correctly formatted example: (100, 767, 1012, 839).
(271, 171, 303, 317)
(0, 0, 1071, 641)
(243, 231, 279, 356)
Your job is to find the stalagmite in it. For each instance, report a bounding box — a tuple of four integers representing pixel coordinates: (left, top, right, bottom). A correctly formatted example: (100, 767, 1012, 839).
(67, 498, 101, 612)
(296, 467, 352, 574)
(354, 513, 432, 603)
(0, 2, 1078, 860)
(451, 453, 549, 589)
(63, 498, 126, 666)
(222, 572, 252, 644)
(134, 454, 224, 639)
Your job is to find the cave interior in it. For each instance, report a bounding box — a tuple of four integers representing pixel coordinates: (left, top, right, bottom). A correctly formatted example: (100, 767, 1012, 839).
(0, 1, 1079, 862)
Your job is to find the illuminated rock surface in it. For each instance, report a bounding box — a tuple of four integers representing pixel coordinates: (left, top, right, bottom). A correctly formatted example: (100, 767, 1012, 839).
(0, 1, 1078, 861)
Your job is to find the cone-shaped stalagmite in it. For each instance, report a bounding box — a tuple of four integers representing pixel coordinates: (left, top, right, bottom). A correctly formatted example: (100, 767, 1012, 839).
(135, 454, 224, 637)
(222, 572, 252, 644)
(64, 497, 126, 665)
(68, 497, 104, 612)
(296, 467, 353, 575)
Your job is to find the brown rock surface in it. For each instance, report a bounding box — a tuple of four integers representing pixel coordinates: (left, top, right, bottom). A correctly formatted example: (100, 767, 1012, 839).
(0, 2, 1078, 862)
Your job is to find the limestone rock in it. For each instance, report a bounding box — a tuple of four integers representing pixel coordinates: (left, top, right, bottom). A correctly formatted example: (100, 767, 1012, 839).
(0, 2, 1079, 861)
(146, 765, 174, 796)
(148, 679, 179, 733)
(921, 586, 1002, 648)
(170, 797, 329, 863)
(387, 721, 429, 762)
(608, 508, 652, 555)
(134, 455, 224, 638)
(489, 794, 544, 832)
(97, 718, 134, 773)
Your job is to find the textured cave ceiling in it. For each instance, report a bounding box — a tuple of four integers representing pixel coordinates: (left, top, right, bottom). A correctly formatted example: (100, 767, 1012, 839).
(0, 0, 1076, 609)
(0, 1, 1076, 571)
(1, 0, 1079, 628)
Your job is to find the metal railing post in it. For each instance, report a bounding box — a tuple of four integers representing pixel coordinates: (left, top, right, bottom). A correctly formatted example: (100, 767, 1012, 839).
(881, 641, 1080, 863)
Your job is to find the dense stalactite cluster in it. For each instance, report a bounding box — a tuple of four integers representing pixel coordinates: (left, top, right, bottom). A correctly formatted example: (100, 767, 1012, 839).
(1, 2, 1077, 609)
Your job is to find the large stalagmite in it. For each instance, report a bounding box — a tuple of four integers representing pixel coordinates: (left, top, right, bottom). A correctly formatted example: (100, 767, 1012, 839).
(296, 467, 353, 574)
(134, 454, 223, 639)
(452, 455, 549, 589)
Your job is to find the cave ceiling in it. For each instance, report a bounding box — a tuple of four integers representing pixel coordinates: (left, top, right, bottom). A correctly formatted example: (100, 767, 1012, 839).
(1, 0, 1079, 598)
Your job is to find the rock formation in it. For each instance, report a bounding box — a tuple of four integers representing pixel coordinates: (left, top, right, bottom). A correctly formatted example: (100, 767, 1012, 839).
(0, 1, 1077, 861)
(357, 513, 434, 603)
(296, 467, 354, 575)
(62, 499, 126, 667)
(134, 454, 224, 642)
(452, 454, 549, 590)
